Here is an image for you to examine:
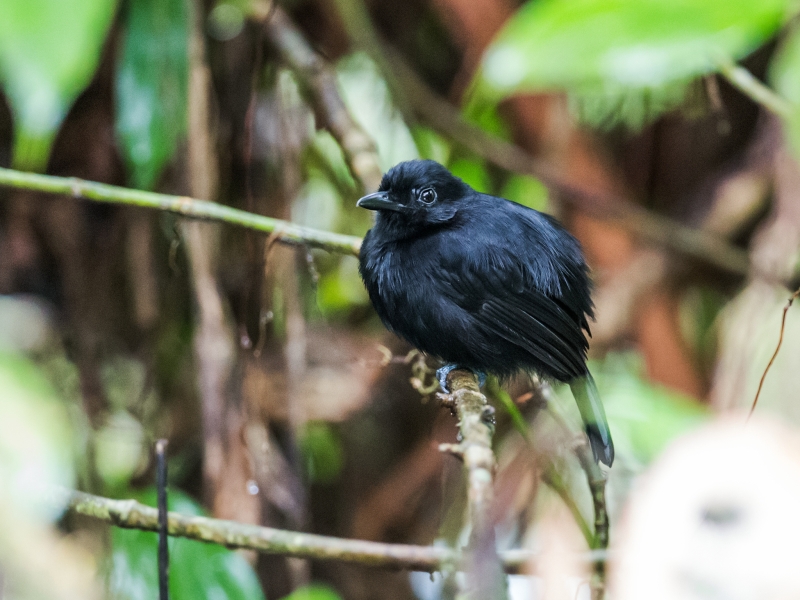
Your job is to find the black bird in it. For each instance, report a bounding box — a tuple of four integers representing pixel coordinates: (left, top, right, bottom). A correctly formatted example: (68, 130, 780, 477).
(357, 159, 614, 466)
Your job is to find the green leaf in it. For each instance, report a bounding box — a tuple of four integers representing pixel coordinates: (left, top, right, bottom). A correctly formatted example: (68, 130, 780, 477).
(0, 0, 117, 171)
(116, 0, 190, 190)
(471, 0, 790, 113)
(109, 489, 265, 600)
(770, 25, 800, 158)
(567, 80, 693, 129)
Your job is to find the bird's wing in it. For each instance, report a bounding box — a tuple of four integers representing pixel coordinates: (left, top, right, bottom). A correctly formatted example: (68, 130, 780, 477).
(438, 250, 589, 379)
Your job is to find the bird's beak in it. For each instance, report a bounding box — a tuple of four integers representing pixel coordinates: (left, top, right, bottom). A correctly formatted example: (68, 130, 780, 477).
(356, 191, 404, 213)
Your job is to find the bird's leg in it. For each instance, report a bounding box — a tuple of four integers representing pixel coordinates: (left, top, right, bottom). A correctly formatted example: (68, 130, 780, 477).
(436, 364, 487, 391)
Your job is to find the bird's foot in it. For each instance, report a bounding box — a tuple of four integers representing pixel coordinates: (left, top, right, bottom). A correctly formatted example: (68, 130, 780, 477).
(436, 364, 487, 392)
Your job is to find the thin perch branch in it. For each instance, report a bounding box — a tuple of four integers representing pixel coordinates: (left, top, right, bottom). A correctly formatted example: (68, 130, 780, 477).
(439, 370, 506, 597)
(53, 487, 604, 572)
(439, 370, 496, 537)
(0, 167, 362, 256)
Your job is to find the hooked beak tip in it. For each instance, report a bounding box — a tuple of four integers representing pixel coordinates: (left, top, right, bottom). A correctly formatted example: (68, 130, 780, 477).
(357, 191, 403, 212)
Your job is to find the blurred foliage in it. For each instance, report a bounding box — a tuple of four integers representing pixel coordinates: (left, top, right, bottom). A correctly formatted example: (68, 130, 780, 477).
(207, 2, 246, 42)
(591, 353, 708, 465)
(280, 585, 343, 600)
(3, 0, 800, 597)
(109, 489, 265, 600)
(770, 24, 800, 157)
(549, 353, 708, 469)
(568, 80, 693, 130)
(116, 0, 190, 190)
(336, 53, 419, 171)
(715, 284, 800, 422)
(0, 353, 75, 519)
(300, 421, 344, 484)
(316, 255, 370, 316)
(678, 285, 727, 371)
(0, 0, 116, 170)
(449, 157, 492, 192)
(500, 174, 548, 212)
(471, 0, 792, 128)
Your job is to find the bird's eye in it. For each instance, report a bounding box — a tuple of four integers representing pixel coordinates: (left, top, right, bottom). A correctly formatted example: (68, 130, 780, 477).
(418, 188, 437, 204)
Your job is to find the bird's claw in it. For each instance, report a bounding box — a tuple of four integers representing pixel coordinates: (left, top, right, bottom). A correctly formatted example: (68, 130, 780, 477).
(436, 364, 487, 391)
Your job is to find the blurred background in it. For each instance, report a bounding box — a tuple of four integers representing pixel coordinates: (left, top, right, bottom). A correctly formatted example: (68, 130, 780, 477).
(2, 0, 800, 598)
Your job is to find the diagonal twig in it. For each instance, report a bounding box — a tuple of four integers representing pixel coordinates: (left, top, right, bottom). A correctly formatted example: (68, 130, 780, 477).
(750, 287, 800, 418)
(715, 58, 793, 119)
(262, 7, 383, 193)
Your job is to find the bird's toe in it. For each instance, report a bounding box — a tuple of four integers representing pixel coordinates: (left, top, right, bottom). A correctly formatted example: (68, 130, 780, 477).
(436, 364, 487, 391)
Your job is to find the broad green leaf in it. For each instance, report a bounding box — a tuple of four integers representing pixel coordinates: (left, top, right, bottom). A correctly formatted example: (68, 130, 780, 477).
(770, 25, 800, 158)
(471, 0, 790, 117)
(116, 0, 190, 190)
(109, 489, 265, 600)
(567, 80, 693, 129)
(0, 0, 117, 171)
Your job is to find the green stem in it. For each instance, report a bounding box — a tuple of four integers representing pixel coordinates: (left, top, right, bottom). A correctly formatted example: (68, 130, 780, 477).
(715, 57, 794, 119)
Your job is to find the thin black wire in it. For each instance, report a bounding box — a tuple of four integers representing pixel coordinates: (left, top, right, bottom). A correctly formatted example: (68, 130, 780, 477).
(156, 439, 169, 600)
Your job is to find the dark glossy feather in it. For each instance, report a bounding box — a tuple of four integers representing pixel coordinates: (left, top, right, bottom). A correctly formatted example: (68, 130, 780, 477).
(358, 160, 614, 465)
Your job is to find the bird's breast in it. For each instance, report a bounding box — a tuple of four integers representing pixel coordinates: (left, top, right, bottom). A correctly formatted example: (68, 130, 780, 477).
(361, 240, 444, 338)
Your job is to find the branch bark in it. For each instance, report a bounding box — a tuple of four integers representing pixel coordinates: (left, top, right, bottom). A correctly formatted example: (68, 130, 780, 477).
(55, 488, 605, 572)
(0, 167, 362, 256)
(438, 369, 496, 536)
(439, 369, 507, 598)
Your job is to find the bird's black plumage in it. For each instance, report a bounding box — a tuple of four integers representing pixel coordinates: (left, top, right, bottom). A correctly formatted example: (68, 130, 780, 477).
(357, 159, 614, 466)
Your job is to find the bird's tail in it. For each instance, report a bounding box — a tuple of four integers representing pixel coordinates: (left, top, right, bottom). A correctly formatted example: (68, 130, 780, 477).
(569, 374, 614, 467)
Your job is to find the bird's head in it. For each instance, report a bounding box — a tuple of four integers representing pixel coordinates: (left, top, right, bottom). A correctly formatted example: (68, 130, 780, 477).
(357, 160, 470, 236)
